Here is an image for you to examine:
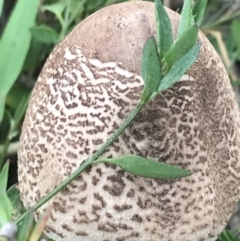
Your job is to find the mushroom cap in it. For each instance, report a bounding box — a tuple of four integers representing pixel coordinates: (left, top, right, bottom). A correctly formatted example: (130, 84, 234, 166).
(18, 2, 240, 241)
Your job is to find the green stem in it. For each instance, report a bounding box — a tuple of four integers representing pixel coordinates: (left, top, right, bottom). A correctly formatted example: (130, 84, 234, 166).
(0, 95, 30, 171)
(59, 0, 71, 41)
(0, 140, 10, 171)
(16, 101, 145, 224)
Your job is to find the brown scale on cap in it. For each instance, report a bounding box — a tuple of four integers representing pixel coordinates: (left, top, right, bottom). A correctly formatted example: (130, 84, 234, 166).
(18, 2, 240, 241)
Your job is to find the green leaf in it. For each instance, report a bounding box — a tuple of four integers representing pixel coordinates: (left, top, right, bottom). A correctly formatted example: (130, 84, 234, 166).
(193, 0, 208, 26)
(22, 38, 48, 73)
(231, 21, 240, 53)
(0, 162, 13, 227)
(0, 162, 12, 227)
(7, 184, 26, 220)
(41, 0, 66, 27)
(159, 42, 200, 92)
(219, 229, 238, 241)
(155, 0, 173, 57)
(0, 110, 11, 144)
(0, 161, 9, 191)
(69, 0, 86, 22)
(6, 84, 30, 122)
(0, 192, 12, 227)
(162, 24, 198, 74)
(94, 155, 191, 179)
(30, 25, 59, 44)
(0, 0, 3, 17)
(178, 0, 194, 36)
(0, 0, 40, 122)
(141, 37, 161, 102)
(29, 205, 53, 241)
(16, 210, 34, 241)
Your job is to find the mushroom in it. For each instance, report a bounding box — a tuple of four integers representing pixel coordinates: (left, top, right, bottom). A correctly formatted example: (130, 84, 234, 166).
(18, 1, 240, 241)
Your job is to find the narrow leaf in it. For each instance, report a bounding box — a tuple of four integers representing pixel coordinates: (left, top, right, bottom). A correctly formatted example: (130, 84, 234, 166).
(0, 161, 10, 190)
(16, 210, 35, 241)
(6, 85, 30, 121)
(231, 21, 240, 53)
(29, 205, 53, 241)
(162, 25, 198, 74)
(155, 0, 173, 57)
(0, 0, 40, 122)
(94, 155, 191, 179)
(41, 0, 66, 27)
(178, 0, 194, 36)
(219, 229, 238, 241)
(31, 25, 59, 44)
(141, 37, 161, 102)
(0, 192, 12, 227)
(21, 38, 46, 72)
(7, 184, 26, 220)
(0, 110, 11, 144)
(193, 0, 208, 26)
(0, 0, 3, 17)
(0, 162, 12, 227)
(159, 42, 200, 92)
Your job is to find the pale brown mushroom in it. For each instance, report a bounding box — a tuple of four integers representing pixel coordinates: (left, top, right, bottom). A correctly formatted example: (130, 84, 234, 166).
(18, 2, 240, 241)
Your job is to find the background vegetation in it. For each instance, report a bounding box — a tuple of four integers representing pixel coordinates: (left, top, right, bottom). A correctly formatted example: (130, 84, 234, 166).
(0, 0, 240, 240)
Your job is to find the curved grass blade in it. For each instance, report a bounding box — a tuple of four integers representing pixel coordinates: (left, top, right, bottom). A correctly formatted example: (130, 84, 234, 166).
(0, 161, 12, 227)
(155, 0, 173, 57)
(0, 0, 3, 17)
(93, 155, 191, 179)
(0, 192, 12, 227)
(231, 21, 240, 54)
(0, 161, 9, 190)
(219, 229, 238, 241)
(29, 205, 53, 241)
(193, 0, 208, 26)
(162, 24, 198, 74)
(16, 209, 35, 241)
(159, 42, 200, 92)
(141, 37, 161, 102)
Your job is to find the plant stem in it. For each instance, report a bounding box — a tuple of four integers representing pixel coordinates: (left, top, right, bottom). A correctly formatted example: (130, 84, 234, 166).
(16, 101, 145, 224)
(59, 0, 71, 41)
(0, 140, 10, 171)
(0, 95, 30, 171)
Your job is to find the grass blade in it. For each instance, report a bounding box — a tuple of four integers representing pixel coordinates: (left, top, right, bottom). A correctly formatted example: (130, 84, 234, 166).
(219, 229, 238, 241)
(155, 0, 173, 57)
(141, 37, 161, 102)
(231, 21, 240, 54)
(94, 155, 191, 179)
(0, 192, 12, 227)
(0, 161, 9, 190)
(16, 210, 35, 241)
(0, 0, 40, 122)
(29, 205, 53, 241)
(0, 0, 3, 17)
(159, 42, 200, 92)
